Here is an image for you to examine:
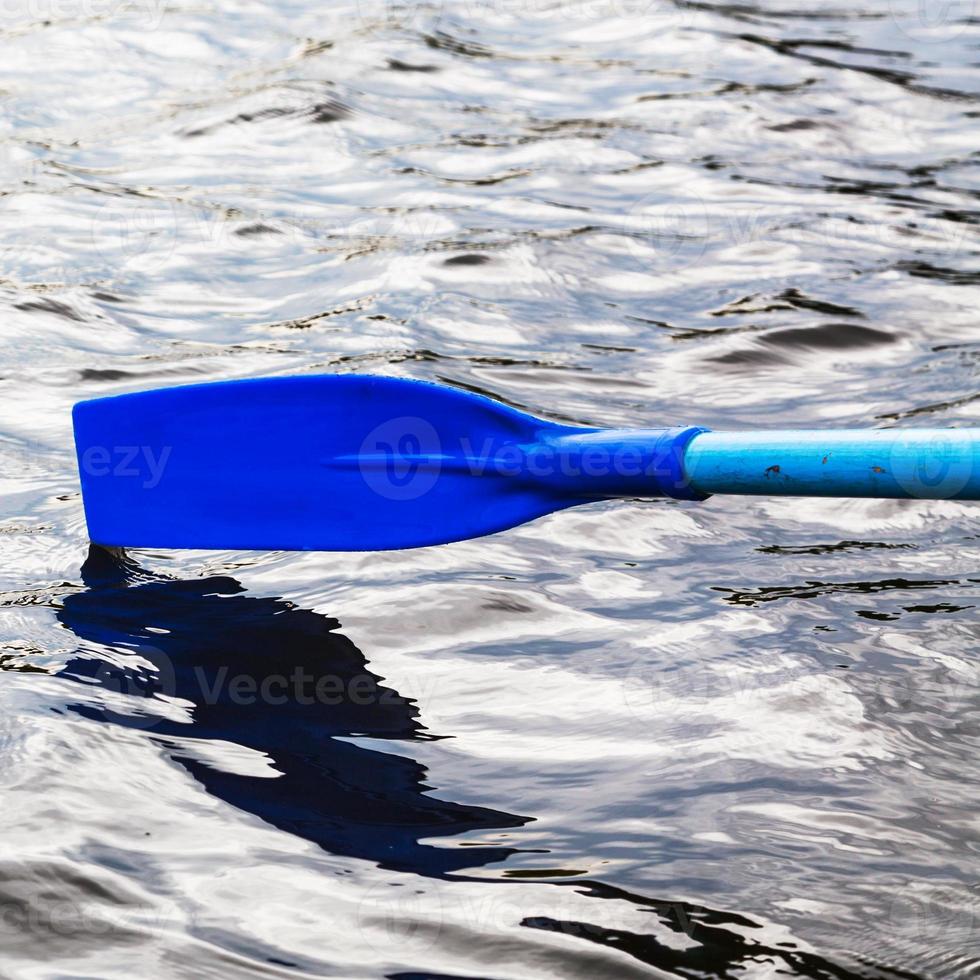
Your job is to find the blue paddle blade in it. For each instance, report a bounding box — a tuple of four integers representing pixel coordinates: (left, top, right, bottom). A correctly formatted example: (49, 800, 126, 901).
(72, 375, 703, 551)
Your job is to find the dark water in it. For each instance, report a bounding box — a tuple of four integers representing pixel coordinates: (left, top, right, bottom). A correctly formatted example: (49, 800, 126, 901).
(1, 0, 979, 976)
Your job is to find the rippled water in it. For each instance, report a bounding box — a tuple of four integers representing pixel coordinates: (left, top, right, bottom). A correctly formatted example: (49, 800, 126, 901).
(1, 0, 979, 976)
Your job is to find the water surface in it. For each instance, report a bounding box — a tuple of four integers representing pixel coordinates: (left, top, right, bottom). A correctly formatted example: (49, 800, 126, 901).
(0, 0, 978, 976)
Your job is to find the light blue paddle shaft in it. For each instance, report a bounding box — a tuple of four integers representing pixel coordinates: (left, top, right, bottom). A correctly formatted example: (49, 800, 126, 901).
(684, 429, 980, 501)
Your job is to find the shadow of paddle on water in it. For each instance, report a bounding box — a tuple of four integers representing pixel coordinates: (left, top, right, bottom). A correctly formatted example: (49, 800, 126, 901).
(57, 545, 529, 877)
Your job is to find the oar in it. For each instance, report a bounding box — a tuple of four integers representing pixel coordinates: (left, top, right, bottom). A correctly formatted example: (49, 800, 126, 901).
(72, 375, 980, 552)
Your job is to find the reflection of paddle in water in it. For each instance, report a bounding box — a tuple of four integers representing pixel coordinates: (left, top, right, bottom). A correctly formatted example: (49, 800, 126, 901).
(56, 547, 911, 979)
(58, 545, 529, 877)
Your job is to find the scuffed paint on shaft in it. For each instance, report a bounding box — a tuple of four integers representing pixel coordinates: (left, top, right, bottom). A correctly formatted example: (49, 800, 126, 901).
(682, 429, 980, 501)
